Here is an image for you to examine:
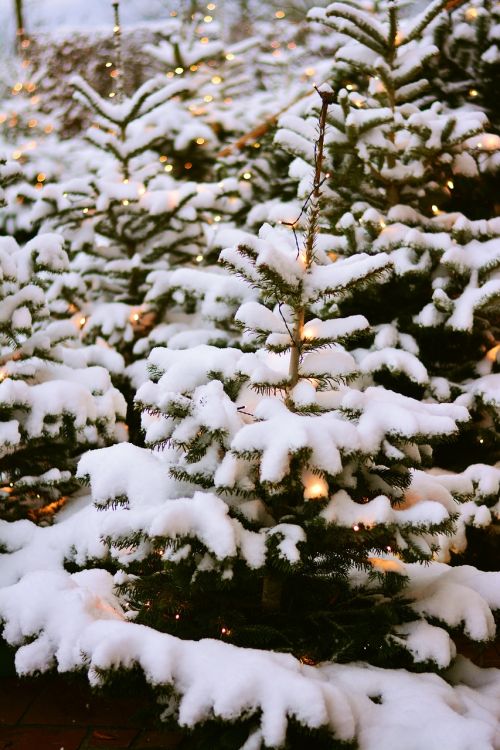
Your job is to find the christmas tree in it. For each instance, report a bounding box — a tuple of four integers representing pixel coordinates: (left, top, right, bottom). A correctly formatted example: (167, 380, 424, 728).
(276, 1, 500, 505)
(72, 85, 499, 745)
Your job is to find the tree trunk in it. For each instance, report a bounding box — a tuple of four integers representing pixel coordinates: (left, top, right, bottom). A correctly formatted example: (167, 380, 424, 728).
(14, 0, 25, 53)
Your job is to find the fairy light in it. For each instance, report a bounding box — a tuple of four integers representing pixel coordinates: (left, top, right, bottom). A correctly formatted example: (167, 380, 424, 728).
(242, 172, 251, 180)
(465, 6, 478, 20)
(164, 164, 173, 172)
(469, 88, 479, 97)
(175, 67, 184, 74)
(36, 172, 46, 182)
(203, 94, 213, 102)
(105, 61, 112, 68)
(159, 155, 167, 163)
(196, 254, 204, 263)
(207, 2, 216, 8)
(486, 343, 500, 362)
(446, 179, 454, 189)
(353, 524, 360, 532)
(214, 215, 221, 222)
(79, 316, 87, 328)
(196, 137, 206, 145)
(304, 67, 315, 77)
(481, 134, 500, 150)
(225, 53, 234, 61)
(184, 162, 193, 170)
(82, 207, 89, 214)
(204, 15, 213, 22)
(275, 10, 285, 18)
(303, 473, 328, 500)
(175, 613, 181, 620)
(122, 199, 129, 206)
(211, 75, 222, 84)
(431, 204, 440, 215)
(190, 64, 199, 71)
(302, 324, 317, 340)
(200, 36, 209, 43)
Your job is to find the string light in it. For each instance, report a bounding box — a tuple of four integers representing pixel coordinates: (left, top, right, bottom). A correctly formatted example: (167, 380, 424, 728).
(204, 15, 213, 22)
(196, 254, 204, 263)
(353, 524, 360, 531)
(446, 179, 454, 189)
(242, 172, 251, 180)
(469, 88, 479, 97)
(303, 472, 328, 500)
(465, 6, 478, 20)
(225, 53, 234, 61)
(275, 10, 285, 18)
(164, 164, 173, 172)
(486, 344, 500, 362)
(175, 67, 184, 74)
(481, 134, 500, 150)
(196, 137, 206, 145)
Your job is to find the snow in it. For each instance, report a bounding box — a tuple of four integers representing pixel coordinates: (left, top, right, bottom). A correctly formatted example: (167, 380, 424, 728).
(0, 531, 499, 748)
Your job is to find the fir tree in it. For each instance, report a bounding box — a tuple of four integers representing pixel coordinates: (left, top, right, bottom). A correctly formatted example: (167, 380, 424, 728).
(276, 1, 500, 482)
(79, 91, 488, 682)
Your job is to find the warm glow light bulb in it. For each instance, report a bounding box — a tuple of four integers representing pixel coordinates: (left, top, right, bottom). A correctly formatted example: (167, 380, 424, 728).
(303, 472, 328, 500)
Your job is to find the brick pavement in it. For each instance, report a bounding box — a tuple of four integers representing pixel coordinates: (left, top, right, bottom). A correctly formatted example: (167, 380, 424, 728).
(0, 674, 184, 750)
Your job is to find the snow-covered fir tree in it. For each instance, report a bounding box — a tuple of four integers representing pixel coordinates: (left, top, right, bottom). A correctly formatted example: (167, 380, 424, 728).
(0, 224, 126, 518)
(66, 89, 500, 745)
(276, 1, 500, 488)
